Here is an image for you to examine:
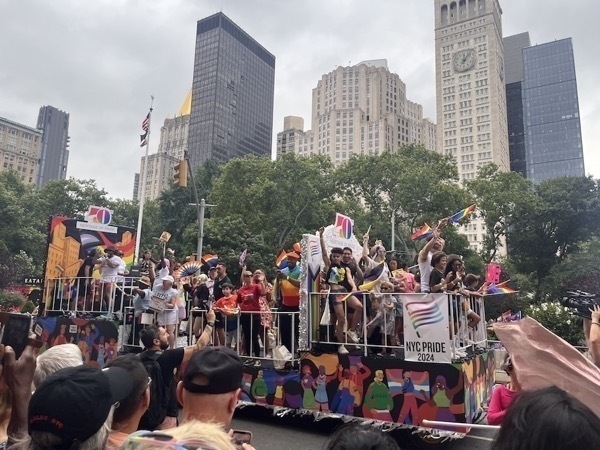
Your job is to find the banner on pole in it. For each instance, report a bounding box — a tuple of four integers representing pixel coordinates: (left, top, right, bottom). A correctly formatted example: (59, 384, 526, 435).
(402, 293, 451, 363)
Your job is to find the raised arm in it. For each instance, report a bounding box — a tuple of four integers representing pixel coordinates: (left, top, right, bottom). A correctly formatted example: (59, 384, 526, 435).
(319, 227, 330, 269)
(588, 305, 600, 366)
(418, 228, 439, 263)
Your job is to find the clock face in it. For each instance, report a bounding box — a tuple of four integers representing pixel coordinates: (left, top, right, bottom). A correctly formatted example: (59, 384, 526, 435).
(453, 49, 476, 72)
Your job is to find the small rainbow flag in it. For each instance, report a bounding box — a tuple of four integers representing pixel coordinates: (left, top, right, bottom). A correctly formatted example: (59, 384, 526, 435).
(448, 204, 476, 224)
(335, 213, 353, 239)
(411, 223, 433, 241)
(201, 254, 218, 267)
(485, 283, 518, 295)
(405, 300, 445, 338)
(275, 250, 288, 269)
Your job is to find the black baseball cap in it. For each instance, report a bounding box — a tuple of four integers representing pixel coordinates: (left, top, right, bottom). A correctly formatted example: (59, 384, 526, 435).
(28, 365, 133, 445)
(183, 347, 243, 394)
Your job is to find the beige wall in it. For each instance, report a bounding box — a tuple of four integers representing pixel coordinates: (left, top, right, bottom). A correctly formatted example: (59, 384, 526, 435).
(0, 117, 42, 185)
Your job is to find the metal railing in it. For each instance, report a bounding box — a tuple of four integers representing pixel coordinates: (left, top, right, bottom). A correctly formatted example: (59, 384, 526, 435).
(309, 291, 488, 361)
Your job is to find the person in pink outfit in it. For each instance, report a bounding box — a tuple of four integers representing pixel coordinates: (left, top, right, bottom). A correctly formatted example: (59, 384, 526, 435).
(488, 354, 521, 425)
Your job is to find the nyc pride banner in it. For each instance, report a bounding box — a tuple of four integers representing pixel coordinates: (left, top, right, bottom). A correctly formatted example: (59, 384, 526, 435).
(401, 293, 451, 364)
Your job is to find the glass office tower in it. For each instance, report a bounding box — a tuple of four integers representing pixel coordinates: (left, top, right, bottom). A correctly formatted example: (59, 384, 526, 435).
(187, 12, 275, 169)
(522, 38, 584, 182)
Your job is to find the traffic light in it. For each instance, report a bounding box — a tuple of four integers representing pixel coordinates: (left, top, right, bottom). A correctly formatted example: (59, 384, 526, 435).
(173, 160, 188, 188)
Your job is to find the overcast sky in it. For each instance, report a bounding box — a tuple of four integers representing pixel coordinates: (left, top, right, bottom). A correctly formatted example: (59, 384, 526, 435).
(1, 0, 597, 199)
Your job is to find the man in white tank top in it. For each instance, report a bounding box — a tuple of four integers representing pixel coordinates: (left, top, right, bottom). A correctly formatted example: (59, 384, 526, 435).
(417, 225, 446, 293)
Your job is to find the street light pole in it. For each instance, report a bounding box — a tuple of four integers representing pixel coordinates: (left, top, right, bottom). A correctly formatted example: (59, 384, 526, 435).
(391, 209, 396, 252)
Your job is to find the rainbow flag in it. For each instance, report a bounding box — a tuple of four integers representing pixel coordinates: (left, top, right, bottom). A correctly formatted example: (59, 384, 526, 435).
(448, 204, 476, 224)
(486, 283, 518, 295)
(201, 253, 218, 267)
(405, 300, 445, 338)
(275, 250, 288, 269)
(411, 223, 433, 241)
(335, 213, 353, 239)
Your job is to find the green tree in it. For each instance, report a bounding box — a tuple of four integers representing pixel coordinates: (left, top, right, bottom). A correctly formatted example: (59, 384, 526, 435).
(508, 176, 600, 299)
(335, 145, 471, 256)
(209, 154, 338, 264)
(467, 163, 535, 263)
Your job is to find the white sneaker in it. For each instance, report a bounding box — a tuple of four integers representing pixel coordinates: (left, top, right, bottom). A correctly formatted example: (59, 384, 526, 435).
(338, 345, 349, 354)
(347, 331, 359, 344)
(453, 349, 468, 359)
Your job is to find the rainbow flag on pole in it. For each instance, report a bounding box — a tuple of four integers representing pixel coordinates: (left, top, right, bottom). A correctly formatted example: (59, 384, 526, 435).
(448, 204, 476, 224)
(411, 223, 433, 241)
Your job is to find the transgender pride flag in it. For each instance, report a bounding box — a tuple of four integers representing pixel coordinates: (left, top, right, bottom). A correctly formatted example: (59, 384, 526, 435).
(335, 213, 353, 239)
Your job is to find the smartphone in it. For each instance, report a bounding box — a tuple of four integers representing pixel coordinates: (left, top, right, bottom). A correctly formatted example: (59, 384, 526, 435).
(231, 430, 252, 449)
(1, 313, 32, 360)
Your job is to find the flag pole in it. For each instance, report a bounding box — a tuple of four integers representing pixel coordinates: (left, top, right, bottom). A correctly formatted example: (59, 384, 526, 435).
(134, 95, 154, 263)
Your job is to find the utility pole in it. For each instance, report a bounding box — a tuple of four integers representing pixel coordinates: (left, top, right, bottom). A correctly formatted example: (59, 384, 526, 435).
(184, 151, 215, 259)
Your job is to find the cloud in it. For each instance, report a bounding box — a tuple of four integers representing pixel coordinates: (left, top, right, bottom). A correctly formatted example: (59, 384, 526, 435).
(0, 0, 597, 198)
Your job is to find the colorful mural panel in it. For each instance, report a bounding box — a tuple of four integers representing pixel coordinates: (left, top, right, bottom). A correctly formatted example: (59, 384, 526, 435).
(241, 350, 495, 428)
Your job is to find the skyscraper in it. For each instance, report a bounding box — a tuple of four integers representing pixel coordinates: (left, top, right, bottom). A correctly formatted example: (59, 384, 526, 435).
(276, 60, 436, 163)
(434, 0, 508, 253)
(36, 106, 70, 186)
(504, 35, 584, 182)
(187, 12, 275, 170)
(504, 32, 531, 177)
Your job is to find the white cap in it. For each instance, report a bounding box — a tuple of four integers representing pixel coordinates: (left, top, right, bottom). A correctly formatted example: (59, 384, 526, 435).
(161, 275, 175, 283)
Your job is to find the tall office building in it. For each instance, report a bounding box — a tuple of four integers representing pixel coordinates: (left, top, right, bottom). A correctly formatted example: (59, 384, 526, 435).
(0, 116, 43, 185)
(187, 12, 275, 170)
(36, 106, 70, 186)
(504, 32, 531, 177)
(132, 173, 139, 201)
(504, 34, 584, 182)
(137, 93, 190, 202)
(434, 0, 508, 252)
(276, 60, 436, 163)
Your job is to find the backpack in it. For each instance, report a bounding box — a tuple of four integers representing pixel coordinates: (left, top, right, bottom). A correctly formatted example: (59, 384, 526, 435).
(137, 351, 169, 430)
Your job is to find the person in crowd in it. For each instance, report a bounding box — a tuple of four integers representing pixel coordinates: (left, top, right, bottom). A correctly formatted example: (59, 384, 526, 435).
(113, 248, 128, 315)
(153, 247, 171, 289)
(492, 386, 600, 450)
(0, 377, 10, 448)
(213, 261, 232, 302)
(253, 268, 273, 358)
(120, 421, 237, 450)
(12, 365, 133, 450)
(137, 309, 215, 430)
(323, 422, 400, 450)
(93, 246, 120, 313)
(428, 251, 448, 294)
(584, 304, 600, 367)
(207, 266, 217, 298)
(341, 247, 364, 287)
(277, 252, 301, 354)
(33, 343, 83, 389)
(138, 250, 156, 286)
(238, 270, 263, 362)
(443, 254, 465, 293)
(319, 228, 363, 354)
(488, 354, 521, 425)
(176, 347, 243, 428)
(417, 222, 446, 293)
(366, 281, 397, 355)
(211, 283, 239, 349)
(76, 249, 96, 310)
(104, 355, 151, 449)
(149, 275, 179, 350)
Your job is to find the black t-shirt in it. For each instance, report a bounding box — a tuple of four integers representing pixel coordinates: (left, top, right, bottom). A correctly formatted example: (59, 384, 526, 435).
(213, 275, 232, 300)
(76, 256, 95, 278)
(146, 348, 185, 417)
(429, 269, 445, 293)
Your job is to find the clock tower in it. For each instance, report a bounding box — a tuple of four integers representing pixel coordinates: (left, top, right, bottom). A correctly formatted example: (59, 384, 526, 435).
(434, 0, 508, 254)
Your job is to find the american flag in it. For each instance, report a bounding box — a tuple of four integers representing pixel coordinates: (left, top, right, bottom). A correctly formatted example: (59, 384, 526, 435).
(142, 113, 150, 132)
